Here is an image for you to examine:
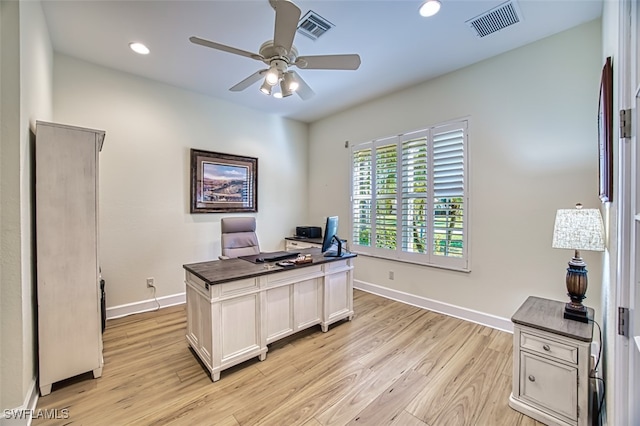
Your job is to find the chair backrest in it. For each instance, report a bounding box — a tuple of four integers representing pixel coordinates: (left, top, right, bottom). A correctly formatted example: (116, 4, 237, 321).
(220, 217, 260, 258)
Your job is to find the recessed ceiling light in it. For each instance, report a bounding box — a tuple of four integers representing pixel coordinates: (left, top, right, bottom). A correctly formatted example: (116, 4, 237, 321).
(129, 42, 150, 55)
(419, 0, 441, 17)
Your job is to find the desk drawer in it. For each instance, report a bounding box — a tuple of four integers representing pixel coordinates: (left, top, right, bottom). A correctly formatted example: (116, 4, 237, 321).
(285, 240, 321, 251)
(520, 331, 578, 364)
(185, 271, 210, 295)
(220, 278, 258, 297)
(324, 259, 351, 273)
(266, 265, 323, 287)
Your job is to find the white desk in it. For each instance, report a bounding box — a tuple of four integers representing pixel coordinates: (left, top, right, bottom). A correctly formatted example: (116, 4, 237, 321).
(183, 248, 355, 381)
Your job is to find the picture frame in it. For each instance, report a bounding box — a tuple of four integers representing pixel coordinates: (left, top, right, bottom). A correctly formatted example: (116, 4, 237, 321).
(598, 56, 613, 203)
(190, 149, 258, 213)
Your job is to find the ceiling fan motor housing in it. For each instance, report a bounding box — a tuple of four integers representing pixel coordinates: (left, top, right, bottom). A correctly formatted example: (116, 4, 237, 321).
(259, 41, 298, 65)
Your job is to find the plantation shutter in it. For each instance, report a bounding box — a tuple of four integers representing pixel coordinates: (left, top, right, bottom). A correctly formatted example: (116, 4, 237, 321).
(401, 131, 429, 254)
(350, 119, 468, 271)
(432, 123, 466, 258)
(374, 143, 398, 250)
(352, 146, 372, 247)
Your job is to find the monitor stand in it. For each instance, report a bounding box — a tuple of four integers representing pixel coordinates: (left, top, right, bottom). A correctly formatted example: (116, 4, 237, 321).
(323, 238, 343, 257)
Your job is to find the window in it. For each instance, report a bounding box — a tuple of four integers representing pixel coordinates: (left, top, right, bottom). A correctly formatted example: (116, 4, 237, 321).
(351, 120, 468, 271)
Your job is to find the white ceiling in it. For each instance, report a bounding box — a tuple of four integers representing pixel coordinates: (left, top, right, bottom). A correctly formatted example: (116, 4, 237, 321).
(41, 0, 603, 123)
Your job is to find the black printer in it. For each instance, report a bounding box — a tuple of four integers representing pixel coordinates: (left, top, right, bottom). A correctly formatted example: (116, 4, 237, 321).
(295, 226, 322, 238)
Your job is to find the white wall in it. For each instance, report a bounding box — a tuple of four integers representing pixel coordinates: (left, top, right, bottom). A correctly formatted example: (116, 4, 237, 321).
(309, 20, 603, 321)
(1, 0, 53, 414)
(0, 0, 23, 412)
(53, 55, 309, 308)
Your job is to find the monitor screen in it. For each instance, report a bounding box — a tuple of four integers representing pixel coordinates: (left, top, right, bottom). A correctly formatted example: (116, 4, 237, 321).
(321, 216, 343, 257)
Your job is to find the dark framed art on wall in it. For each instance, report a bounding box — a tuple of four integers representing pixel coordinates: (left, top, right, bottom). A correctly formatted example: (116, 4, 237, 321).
(598, 56, 613, 203)
(190, 149, 258, 213)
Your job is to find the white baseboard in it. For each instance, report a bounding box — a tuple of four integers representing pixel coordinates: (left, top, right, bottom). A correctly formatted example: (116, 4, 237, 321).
(1, 377, 39, 426)
(106, 292, 185, 320)
(354, 280, 513, 333)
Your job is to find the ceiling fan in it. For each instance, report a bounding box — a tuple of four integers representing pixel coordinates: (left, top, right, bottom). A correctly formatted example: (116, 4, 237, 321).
(189, 0, 361, 100)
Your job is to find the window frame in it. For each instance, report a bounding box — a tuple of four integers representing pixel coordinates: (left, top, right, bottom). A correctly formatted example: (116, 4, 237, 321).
(350, 119, 469, 272)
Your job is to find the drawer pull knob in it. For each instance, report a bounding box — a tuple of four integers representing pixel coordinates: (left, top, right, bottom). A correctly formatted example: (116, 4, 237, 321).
(528, 375, 536, 382)
(543, 344, 551, 351)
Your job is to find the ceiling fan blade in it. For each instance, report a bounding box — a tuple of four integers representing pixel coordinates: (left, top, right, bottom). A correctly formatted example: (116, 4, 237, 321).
(271, 0, 301, 53)
(189, 36, 263, 61)
(229, 69, 268, 92)
(291, 71, 314, 100)
(295, 54, 361, 70)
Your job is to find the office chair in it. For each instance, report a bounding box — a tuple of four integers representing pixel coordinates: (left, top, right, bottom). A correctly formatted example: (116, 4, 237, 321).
(219, 217, 260, 259)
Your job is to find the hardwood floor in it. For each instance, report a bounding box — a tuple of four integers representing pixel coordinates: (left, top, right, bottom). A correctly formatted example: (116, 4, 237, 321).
(34, 290, 542, 425)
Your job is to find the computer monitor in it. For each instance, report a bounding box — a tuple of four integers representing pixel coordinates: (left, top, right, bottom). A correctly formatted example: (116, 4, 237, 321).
(321, 216, 343, 257)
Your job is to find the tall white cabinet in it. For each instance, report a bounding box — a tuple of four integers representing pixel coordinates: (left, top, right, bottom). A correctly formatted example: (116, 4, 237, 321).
(35, 121, 105, 396)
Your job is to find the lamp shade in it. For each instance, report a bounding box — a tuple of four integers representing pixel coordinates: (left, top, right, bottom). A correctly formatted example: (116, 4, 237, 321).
(552, 205, 605, 252)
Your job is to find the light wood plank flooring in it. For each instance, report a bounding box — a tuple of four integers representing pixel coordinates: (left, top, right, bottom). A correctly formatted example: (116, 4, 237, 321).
(34, 290, 542, 425)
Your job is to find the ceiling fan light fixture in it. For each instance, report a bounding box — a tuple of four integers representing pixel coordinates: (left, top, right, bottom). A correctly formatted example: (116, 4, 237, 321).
(265, 65, 280, 86)
(419, 0, 441, 17)
(283, 72, 299, 92)
(279, 80, 293, 98)
(260, 80, 272, 95)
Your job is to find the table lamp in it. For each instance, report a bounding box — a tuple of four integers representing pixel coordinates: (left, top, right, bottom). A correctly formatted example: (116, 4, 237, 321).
(551, 203, 605, 322)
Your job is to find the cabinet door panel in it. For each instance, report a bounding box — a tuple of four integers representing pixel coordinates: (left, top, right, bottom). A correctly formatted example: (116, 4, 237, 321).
(266, 286, 293, 342)
(220, 294, 260, 359)
(186, 286, 213, 367)
(325, 272, 349, 320)
(520, 351, 577, 422)
(186, 287, 201, 347)
(295, 278, 321, 329)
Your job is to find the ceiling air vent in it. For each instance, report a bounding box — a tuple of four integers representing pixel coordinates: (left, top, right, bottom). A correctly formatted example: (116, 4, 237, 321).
(466, 0, 523, 38)
(297, 11, 334, 41)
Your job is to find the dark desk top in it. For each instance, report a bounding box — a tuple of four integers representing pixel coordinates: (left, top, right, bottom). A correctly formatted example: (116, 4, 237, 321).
(184, 248, 356, 286)
(511, 296, 594, 342)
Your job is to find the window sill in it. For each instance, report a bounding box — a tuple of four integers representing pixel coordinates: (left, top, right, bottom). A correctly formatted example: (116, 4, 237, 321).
(350, 250, 470, 273)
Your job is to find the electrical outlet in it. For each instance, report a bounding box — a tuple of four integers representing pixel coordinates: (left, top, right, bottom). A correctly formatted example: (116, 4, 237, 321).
(388, 271, 394, 280)
(146, 277, 155, 288)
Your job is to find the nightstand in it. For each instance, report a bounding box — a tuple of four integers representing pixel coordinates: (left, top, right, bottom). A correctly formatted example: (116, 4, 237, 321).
(509, 296, 594, 426)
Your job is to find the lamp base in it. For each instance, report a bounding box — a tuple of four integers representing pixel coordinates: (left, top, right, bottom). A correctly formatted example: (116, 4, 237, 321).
(563, 303, 590, 323)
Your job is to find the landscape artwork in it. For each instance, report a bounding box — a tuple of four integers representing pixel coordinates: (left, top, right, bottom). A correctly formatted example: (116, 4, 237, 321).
(201, 162, 247, 203)
(190, 149, 258, 213)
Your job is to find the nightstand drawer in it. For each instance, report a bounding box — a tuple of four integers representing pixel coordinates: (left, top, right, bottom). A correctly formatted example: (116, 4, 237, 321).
(521, 331, 578, 364)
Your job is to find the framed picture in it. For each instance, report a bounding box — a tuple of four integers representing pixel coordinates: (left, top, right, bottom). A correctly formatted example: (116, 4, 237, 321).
(598, 57, 613, 203)
(190, 149, 258, 213)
